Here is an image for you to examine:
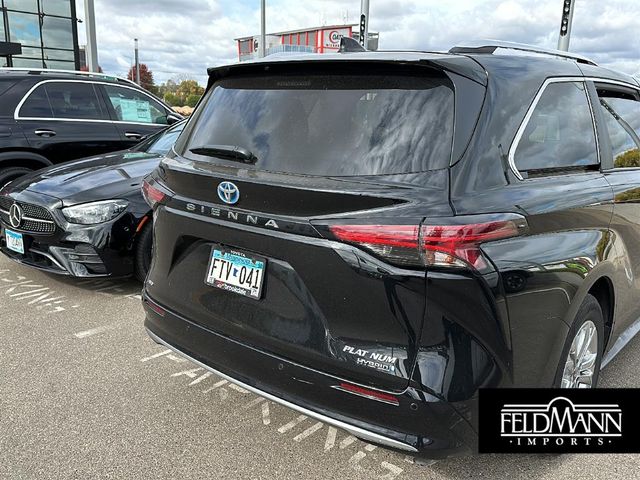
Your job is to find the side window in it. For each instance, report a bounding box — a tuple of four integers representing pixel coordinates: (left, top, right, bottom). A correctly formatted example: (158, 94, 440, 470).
(20, 82, 105, 120)
(103, 86, 168, 125)
(596, 90, 640, 168)
(20, 84, 53, 118)
(514, 81, 598, 173)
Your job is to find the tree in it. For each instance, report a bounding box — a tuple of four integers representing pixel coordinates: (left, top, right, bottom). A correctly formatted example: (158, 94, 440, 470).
(160, 79, 204, 107)
(127, 63, 155, 92)
(163, 92, 181, 107)
(176, 79, 204, 99)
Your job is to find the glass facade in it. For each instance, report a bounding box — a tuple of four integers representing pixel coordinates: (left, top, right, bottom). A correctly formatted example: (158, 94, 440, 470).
(1, 0, 79, 69)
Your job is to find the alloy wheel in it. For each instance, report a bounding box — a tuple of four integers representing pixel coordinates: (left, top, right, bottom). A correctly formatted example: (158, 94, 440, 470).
(561, 320, 598, 388)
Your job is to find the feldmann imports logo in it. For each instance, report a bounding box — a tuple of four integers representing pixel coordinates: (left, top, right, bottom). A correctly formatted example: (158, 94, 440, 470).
(500, 396, 622, 447)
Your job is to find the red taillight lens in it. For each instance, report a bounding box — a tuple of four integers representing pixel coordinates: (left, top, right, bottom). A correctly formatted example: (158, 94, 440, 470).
(142, 179, 166, 208)
(334, 382, 400, 406)
(329, 218, 525, 271)
(329, 224, 423, 266)
(420, 221, 521, 270)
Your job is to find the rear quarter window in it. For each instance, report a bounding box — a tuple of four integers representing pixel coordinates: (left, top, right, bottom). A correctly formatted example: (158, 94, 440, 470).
(182, 71, 455, 176)
(514, 81, 598, 173)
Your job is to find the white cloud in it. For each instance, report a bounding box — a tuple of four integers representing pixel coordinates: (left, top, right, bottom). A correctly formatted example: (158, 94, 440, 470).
(75, 0, 640, 84)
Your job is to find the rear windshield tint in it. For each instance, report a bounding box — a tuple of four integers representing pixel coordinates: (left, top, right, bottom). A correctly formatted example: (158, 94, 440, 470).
(182, 72, 454, 176)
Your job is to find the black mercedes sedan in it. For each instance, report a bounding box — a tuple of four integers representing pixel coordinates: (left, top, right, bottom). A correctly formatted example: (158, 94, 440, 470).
(0, 120, 185, 281)
(142, 43, 640, 460)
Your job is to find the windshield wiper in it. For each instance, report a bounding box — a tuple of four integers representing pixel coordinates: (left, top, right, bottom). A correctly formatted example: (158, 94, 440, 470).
(189, 144, 258, 164)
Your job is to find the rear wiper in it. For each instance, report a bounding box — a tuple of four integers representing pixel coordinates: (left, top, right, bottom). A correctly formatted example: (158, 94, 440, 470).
(189, 144, 258, 164)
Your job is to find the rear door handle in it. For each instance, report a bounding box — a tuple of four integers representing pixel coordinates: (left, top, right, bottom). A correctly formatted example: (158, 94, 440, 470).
(34, 129, 56, 138)
(124, 132, 143, 140)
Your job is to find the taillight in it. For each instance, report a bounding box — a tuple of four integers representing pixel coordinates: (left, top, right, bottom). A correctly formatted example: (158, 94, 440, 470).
(329, 224, 423, 266)
(142, 179, 167, 208)
(333, 382, 400, 406)
(328, 216, 526, 271)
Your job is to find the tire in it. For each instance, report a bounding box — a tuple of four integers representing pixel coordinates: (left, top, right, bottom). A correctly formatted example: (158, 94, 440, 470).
(134, 220, 153, 283)
(553, 294, 605, 388)
(0, 167, 34, 190)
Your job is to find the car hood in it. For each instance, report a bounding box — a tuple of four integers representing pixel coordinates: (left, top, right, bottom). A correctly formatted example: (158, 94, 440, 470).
(13, 150, 162, 207)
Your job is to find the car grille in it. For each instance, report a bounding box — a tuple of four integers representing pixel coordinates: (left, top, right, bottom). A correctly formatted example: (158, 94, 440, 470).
(0, 196, 56, 234)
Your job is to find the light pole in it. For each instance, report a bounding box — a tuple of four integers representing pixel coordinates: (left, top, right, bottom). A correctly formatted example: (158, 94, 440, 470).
(259, 0, 266, 58)
(84, 0, 99, 71)
(134, 38, 140, 85)
(557, 0, 576, 52)
(359, 0, 370, 48)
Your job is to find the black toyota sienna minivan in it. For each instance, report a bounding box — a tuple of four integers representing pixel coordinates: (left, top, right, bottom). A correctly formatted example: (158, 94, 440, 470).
(142, 42, 640, 458)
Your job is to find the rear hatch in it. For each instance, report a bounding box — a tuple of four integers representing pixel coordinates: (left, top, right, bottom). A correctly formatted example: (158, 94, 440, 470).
(147, 61, 474, 392)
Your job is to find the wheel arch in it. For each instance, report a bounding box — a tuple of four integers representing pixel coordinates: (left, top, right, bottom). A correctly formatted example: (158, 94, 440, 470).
(0, 151, 52, 171)
(587, 276, 615, 350)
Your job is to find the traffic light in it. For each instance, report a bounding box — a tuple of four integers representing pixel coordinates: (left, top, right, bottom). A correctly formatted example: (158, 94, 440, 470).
(359, 14, 367, 47)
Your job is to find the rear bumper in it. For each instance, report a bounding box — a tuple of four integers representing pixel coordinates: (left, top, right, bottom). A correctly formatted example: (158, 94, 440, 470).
(143, 290, 478, 459)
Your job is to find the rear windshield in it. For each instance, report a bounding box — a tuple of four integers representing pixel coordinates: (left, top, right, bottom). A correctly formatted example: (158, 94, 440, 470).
(181, 72, 454, 176)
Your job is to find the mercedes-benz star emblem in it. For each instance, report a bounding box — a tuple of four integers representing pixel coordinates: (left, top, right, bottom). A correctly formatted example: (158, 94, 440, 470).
(9, 203, 23, 228)
(217, 181, 240, 205)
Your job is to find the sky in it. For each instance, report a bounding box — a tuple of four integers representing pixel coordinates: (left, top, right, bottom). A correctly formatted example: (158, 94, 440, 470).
(75, 0, 640, 86)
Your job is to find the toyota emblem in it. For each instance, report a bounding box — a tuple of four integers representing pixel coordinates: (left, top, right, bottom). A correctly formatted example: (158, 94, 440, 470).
(217, 181, 240, 205)
(9, 203, 23, 228)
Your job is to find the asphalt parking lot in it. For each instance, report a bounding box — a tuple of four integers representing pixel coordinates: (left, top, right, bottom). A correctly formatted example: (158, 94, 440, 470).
(1, 254, 640, 480)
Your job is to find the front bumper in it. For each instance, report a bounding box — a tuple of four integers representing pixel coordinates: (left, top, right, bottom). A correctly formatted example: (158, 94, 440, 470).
(143, 290, 478, 459)
(0, 218, 137, 278)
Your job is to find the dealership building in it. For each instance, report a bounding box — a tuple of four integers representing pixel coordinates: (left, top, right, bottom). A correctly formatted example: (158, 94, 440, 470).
(0, 0, 80, 70)
(235, 24, 378, 62)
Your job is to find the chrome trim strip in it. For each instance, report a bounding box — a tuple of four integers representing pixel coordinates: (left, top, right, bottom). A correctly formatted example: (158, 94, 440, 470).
(14, 79, 172, 122)
(0, 207, 8, 215)
(22, 216, 54, 224)
(145, 327, 418, 453)
(29, 248, 67, 271)
(602, 316, 640, 368)
(508, 76, 640, 181)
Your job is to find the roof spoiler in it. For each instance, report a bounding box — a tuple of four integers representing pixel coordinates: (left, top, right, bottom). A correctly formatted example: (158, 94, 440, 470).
(449, 40, 597, 66)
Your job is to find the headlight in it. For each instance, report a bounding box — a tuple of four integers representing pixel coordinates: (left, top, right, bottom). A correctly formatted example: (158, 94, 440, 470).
(62, 200, 129, 225)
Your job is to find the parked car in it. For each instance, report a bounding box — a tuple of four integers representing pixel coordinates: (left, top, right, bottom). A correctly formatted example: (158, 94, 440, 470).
(0, 68, 182, 187)
(0, 120, 185, 281)
(141, 41, 640, 459)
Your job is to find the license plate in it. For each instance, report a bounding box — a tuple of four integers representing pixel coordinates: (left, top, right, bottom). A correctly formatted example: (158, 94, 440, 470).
(5, 229, 24, 254)
(205, 247, 266, 300)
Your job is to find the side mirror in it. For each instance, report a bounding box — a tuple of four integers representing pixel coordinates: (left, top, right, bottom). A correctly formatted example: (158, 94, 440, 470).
(167, 113, 183, 125)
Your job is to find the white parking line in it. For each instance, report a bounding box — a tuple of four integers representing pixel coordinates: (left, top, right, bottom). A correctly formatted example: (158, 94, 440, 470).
(140, 349, 171, 362)
(262, 401, 271, 425)
(277, 415, 308, 433)
(73, 324, 117, 338)
(293, 422, 324, 442)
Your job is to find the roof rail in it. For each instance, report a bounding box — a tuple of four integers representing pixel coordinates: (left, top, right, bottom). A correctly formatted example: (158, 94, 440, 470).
(0, 67, 139, 86)
(449, 40, 597, 66)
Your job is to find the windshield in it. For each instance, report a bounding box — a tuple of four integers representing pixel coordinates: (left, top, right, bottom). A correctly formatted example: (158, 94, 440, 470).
(139, 121, 185, 155)
(182, 72, 454, 176)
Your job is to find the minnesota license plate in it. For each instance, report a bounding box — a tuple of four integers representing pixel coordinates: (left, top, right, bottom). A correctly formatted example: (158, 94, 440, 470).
(205, 246, 266, 300)
(5, 229, 24, 254)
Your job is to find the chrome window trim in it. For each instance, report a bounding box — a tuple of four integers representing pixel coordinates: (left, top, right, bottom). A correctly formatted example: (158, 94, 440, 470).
(508, 77, 639, 181)
(14, 79, 171, 124)
(146, 327, 418, 453)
